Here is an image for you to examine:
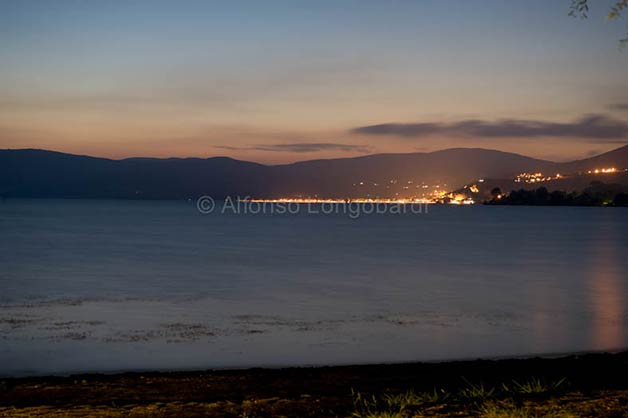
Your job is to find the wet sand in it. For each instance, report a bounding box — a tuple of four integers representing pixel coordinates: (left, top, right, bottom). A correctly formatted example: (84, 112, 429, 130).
(1, 351, 627, 417)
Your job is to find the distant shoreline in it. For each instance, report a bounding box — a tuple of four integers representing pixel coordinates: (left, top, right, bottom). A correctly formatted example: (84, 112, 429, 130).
(3, 348, 627, 379)
(2, 145, 627, 200)
(485, 186, 628, 207)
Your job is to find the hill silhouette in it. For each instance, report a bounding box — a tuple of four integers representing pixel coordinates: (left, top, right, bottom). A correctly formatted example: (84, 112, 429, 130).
(1, 145, 627, 199)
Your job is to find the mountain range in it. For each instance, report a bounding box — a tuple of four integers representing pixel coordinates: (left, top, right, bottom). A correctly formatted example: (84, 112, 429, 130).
(1, 145, 628, 199)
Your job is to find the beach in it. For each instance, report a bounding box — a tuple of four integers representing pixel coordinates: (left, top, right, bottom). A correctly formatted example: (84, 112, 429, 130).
(1, 352, 627, 417)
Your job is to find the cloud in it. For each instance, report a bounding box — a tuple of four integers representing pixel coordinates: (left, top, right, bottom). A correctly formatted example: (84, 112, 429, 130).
(585, 149, 602, 157)
(608, 103, 628, 111)
(585, 139, 628, 144)
(351, 114, 628, 139)
(215, 142, 371, 153)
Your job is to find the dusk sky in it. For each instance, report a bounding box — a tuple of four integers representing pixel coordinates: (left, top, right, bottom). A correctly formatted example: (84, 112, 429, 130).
(2, 0, 628, 164)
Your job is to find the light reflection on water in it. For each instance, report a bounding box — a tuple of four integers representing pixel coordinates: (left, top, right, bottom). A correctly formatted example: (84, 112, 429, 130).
(587, 224, 626, 350)
(0, 199, 626, 376)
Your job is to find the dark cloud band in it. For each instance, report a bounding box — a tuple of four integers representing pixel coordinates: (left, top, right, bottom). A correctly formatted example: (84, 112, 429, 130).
(352, 114, 628, 139)
(216, 143, 371, 153)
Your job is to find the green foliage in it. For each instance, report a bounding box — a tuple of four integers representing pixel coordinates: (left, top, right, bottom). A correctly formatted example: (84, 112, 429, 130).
(459, 379, 496, 400)
(569, 0, 589, 18)
(352, 389, 383, 418)
(502, 378, 568, 394)
(486, 184, 628, 206)
(570, 0, 628, 19)
(351, 378, 569, 417)
(490, 187, 503, 199)
(614, 191, 628, 206)
(609, 0, 628, 19)
(570, 0, 628, 45)
(351, 388, 448, 418)
(384, 388, 449, 408)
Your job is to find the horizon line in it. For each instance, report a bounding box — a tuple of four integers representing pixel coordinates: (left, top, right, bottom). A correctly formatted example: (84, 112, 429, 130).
(3, 144, 627, 166)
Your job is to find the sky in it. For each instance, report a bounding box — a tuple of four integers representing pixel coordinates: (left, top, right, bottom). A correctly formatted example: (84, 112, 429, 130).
(1, 0, 628, 164)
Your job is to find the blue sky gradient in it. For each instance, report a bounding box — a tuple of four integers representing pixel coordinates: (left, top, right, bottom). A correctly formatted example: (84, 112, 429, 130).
(1, 0, 627, 162)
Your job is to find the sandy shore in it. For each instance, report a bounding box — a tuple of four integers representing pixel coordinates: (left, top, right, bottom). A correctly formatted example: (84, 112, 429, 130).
(1, 352, 627, 417)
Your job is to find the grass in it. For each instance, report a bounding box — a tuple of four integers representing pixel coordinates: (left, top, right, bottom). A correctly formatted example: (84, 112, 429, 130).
(1, 384, 625, 417)
(351, 378, 571, 418)
(479, 401, 575, 418)
(351, 388, 448, 417)
(459, 378, 496, 400)
(504, 378, 568, 395)
(383, 388, 450, 408)
(4, 352, 627, 417)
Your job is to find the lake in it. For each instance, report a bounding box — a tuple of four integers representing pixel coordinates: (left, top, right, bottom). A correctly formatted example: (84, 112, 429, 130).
(0, 199, 627, 376)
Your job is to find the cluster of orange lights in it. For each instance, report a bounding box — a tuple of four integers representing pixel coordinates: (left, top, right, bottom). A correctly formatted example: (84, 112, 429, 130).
(248, 195, 474, 205)
(514, 172, 562, 183)
(447, 194, 475, 205)
(247, 166, 626, 207)
(248, 197, 434, 204)
(587, 167, 618, 174)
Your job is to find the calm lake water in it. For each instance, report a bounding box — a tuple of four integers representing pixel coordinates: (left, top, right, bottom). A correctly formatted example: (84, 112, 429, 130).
(1, 199, 627, 376)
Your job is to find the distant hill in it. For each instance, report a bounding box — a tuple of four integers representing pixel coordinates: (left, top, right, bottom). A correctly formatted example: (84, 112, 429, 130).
(459, 172, 628, 202)
(454, 146, 628, 200)
(268, 148, 555, 197)
(1, 145, 628, 199)
(0, 149, 268, 199)
(557, 145, 628, 173)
